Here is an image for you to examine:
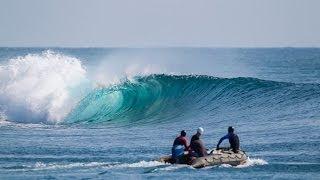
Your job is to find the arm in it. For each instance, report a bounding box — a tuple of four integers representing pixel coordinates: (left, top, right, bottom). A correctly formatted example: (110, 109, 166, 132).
(201, 141, 208, 156)
(216, 134, 229, 149)
(182, 137, 189, 150)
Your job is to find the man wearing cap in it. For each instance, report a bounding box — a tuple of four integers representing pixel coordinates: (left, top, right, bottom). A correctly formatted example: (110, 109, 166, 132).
(189, 127, 208, 157)
(216, 126, 240, 153)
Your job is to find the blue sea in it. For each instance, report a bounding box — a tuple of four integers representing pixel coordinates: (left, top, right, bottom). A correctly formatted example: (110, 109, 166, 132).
(0, 48, 319, 179)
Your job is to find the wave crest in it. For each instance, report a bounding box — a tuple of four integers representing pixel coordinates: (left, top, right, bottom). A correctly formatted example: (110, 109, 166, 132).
(0, 50, 88, 124)
(1, 50, 319, 125)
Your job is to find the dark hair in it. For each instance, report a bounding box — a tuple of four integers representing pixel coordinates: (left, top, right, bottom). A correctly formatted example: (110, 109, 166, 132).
(228, 126, 234, 133)
(180, 130, 186, 137)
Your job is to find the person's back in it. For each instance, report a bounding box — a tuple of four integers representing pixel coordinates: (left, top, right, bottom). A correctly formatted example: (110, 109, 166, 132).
(189, 127, 207, 157)
(216, 126, 240, 153)
(172, 130, 188, 159)
(173, 136, 187, 147)
(228, 132, 239, 153)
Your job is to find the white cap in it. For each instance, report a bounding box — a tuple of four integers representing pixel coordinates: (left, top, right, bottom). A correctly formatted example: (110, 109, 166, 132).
(197, 127, 204, 134)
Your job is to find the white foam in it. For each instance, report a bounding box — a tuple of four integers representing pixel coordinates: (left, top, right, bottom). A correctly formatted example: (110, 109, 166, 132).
(6, 161, 165, 172)
(152, 164, 189, 172)
(32, 162, 111, 170)
(219, 164, 233, 168)
(235, 157, 268, 168)
(109, 160, 165, 169)
(0, 50, 88, 124)
(10, 158, 267, 172)
(201, 157, 268, 169)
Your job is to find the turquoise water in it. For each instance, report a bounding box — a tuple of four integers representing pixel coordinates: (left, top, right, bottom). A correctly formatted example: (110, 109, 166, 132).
(0, 48, 319, 179)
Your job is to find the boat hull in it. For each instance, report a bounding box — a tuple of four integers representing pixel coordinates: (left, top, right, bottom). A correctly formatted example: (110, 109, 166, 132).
(158, 149, 247, 168)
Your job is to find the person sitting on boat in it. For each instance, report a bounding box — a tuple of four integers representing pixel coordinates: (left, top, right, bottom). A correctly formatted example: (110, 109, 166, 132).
(171, 130, 189, 162)
(189, 127, 208, 157)
(216, 126, 240, 153)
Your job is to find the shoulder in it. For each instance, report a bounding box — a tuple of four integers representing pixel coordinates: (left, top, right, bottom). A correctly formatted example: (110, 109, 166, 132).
(230, 133, 239, 139)
(231, 133, 238, 137)
(177, 136, 186, 142)
(191, 135, 196, 140)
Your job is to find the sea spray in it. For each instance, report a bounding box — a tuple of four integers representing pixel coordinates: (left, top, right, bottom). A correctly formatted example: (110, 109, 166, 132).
(0, 51, 89, 124)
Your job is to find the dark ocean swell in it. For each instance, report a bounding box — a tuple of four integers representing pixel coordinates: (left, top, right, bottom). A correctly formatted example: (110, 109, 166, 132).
(65, 74, 320, 125)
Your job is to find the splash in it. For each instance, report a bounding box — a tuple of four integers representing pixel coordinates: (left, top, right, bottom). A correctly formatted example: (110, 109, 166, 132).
(201, 157, 268, 169)
(0, 50, 89, 124)
(235, 157, 268, 168)
(216, 157, 268, 168)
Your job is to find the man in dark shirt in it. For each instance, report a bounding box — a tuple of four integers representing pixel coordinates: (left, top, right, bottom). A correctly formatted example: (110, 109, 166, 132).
(189, 127, 208, 157)
(216, 126, 240, 153)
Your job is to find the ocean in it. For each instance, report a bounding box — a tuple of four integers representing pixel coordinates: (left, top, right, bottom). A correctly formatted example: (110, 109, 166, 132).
(0, 48, 319, 179)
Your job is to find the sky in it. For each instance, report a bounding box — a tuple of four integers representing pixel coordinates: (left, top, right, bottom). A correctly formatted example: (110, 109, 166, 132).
(0, 0, 319, 47)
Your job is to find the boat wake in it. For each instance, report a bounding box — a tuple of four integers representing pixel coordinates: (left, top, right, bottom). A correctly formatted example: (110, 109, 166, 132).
(1, 158, 267, 172)
(214, 157, 268, 169)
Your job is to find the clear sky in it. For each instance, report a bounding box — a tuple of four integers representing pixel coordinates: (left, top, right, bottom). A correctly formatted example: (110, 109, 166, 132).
(0, 0, 319, 47)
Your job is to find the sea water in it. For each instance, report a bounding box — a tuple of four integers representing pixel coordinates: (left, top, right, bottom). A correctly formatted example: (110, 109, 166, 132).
(0, 48, 319, 179)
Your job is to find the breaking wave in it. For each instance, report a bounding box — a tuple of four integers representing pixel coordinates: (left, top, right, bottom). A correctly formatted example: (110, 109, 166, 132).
(0, 51, 89, 124)
(0, 50, 319, 125)
(65, 74, 320, 125)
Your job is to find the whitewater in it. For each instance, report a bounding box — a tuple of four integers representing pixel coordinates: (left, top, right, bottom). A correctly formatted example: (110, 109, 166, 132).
(0, 48, 319, 179)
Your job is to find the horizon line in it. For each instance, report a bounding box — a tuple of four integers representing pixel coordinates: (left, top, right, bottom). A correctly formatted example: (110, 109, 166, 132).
(0, 45, 320, 49)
